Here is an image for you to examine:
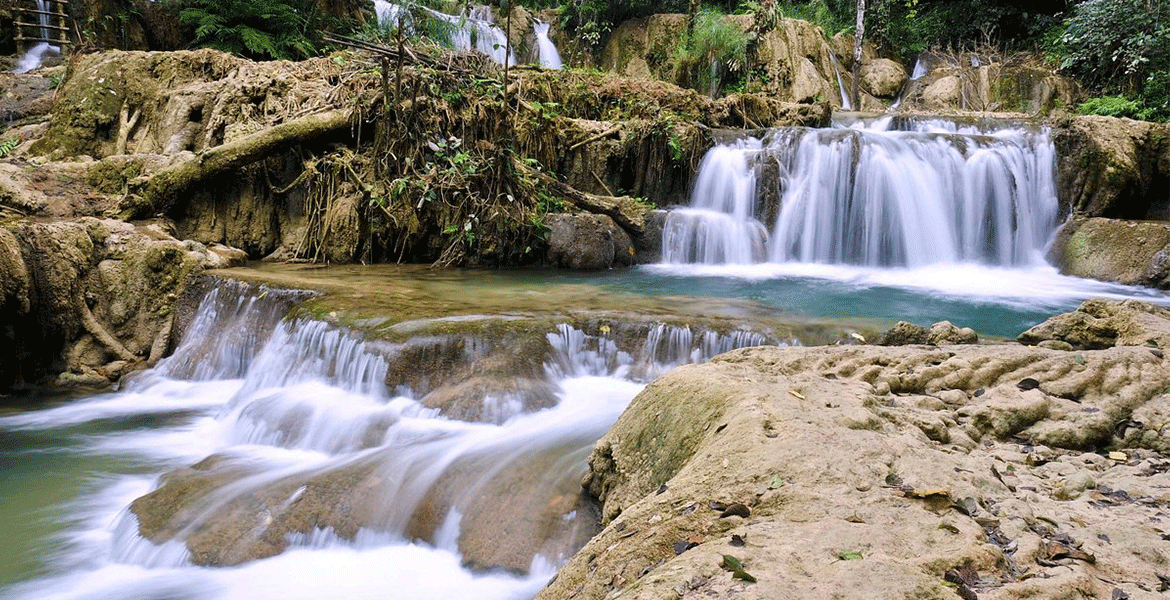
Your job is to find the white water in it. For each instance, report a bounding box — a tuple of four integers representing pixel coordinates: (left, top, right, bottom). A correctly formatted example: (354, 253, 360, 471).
(828, 52, 852, 110)
(534, 20, 562, 70)
(13, 0, 60, 74)
(0, 281, 770, 600)
(665, 118, 1057, 269)
(654, 116, 1170, 308)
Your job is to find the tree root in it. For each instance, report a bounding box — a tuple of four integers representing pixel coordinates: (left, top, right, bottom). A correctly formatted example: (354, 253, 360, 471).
(80, 303, 139, 363)
(516, 160, 649, 237)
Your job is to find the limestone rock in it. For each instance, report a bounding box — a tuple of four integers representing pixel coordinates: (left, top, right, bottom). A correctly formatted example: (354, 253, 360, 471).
(921, 75, 961, 109)
(860, 58, 906, 99)
(545, 213, 634, 270)
(926, 320, 979, 345)
(1018, 298, 1170, 350)
(1051, 217, 1170, 286)
(538, 344, 1170, 600)
(873, 321, 928, 346)
(1053, 116, 1170, 219)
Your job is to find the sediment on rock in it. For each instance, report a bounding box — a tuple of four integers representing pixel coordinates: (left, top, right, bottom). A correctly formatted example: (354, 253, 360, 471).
(540, 339, 1170, 600)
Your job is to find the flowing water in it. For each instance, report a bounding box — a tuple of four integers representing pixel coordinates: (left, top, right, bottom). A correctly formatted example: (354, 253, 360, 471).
(534, 20, 562, 70)
(4, 113, 1170, 600)
(13, 0, 60, 74)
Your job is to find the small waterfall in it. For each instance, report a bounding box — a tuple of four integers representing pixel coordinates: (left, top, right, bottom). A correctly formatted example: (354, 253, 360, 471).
(662, 140, 769, 264)
(534, 20, 562, 69)
(828, 52, 852, 110)
(664, 118, 1059, 268)
(910, 56, 927, 80)
(13, 0, 60, 74)
(373, 1, 515, 66)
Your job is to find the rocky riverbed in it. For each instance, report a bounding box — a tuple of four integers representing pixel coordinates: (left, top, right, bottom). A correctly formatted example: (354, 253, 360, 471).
(536, 300, 1170, 600)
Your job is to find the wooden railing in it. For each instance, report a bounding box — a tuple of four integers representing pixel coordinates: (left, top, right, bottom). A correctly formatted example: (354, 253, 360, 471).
(13, 0, 72, 51)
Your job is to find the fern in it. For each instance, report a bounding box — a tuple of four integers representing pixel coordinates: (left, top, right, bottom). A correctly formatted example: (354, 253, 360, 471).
(180, 0, 319, 60)
(0, 139, 19, 159)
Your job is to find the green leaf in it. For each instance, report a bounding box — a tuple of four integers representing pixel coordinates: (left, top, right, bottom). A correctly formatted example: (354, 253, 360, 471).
(837, 550, 863, 561)
(721, 554, 744, 571)
(769, 474, 784, 489)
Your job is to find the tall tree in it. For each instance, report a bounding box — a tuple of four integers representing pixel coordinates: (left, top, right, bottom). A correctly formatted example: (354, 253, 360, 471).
(850, 0, 865, 109)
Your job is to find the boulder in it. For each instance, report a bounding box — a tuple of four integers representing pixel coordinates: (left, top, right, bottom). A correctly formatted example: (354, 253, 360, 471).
(873, 321, 928, 346)
(926, 320, 978, 345)
(545, 213, 635, 270)
(1051, 216, 1170, 286)
(860, 58, 906, 99)
(539, 343, 1170, 600)
(1053, 116, 1170, 219)
(1018, 298, 1170, 350)
(921, 75, 961, 109)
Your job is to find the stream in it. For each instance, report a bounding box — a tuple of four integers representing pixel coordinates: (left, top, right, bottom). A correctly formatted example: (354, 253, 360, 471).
(2, 114, 1169, 599)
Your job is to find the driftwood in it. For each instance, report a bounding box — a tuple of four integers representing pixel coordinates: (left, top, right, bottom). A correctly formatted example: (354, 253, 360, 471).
(516, 161, 649, 237)
(115, 108, 354, 220)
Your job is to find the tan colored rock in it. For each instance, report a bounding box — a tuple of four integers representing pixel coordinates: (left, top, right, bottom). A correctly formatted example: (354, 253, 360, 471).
(860, 58, 906, 99)
(922, 75, 961, 109)
(1052, 217, 1170, 286)
(539, 343, 1170, 600)
(1018, 298, 1170, 350)
(1053, 116, 1170, 219)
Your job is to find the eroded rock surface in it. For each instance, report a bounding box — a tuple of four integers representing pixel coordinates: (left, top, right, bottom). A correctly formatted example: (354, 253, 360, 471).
(0, 218, 245, 388)
(538, 341, 1170, 600)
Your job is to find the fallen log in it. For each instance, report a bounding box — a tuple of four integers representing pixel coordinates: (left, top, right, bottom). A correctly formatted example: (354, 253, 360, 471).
(115, 108, 355, 220)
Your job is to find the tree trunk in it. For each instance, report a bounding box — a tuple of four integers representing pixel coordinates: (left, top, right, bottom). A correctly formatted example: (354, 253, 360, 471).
(115, 109, 354, 220)
(850, 0, 866, 109)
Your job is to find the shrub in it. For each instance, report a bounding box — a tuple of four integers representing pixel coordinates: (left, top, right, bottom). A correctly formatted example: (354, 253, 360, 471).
(671, 10, 749, 96)
(1077, 95, 1142, 119)
(180, 0, 319, 60)
(1058, 0, 1170, 93)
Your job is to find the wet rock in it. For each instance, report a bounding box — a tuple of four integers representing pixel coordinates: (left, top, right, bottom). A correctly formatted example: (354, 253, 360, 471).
(0, 217, 246, 389)
(874, 321, 928, 346)
(921, 75, 961, 109)
(545, 213, 634, 270)
(860, 59, 907, 99)
(1052, 217, 1170, 286)
(1018, 298, 1170, 350)
(1053, 116, 1170, 220)
(926, 321, 978, 345)
(538, 343, 1170, 600)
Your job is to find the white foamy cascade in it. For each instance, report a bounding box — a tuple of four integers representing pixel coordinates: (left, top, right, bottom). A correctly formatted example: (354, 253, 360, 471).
(372, 1, 515, 66)
(662, 139, 769, 264)
(13, 0, 60, 73)
(665, 119, 1059, 268)
(828, 52, 852, 110)
(534, 20, 562, 69)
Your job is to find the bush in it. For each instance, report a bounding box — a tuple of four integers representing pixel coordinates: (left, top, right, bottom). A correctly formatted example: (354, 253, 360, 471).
(1139, 70, 1170, 122)
(671, 10, 749, 97)
(1058, 0, 1170, 93)
(1077, 95, 1142, 119)
(180, 0, 319, 60)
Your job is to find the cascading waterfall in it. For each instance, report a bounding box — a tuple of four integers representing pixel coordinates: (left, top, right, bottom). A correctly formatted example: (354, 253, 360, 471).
(663, 117, 1059, 268)
(13, 0, 59, 74)
(0, 279, 775, 600)
(828, 52, 852, 110)
(373, 0, 515, 66)
(533, 20, 562, 69)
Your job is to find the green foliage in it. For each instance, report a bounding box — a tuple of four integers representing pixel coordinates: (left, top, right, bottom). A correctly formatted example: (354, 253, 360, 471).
(0, 139, 19, 158)
(671, 9, 749, 97)
(1058, 0, 1170, 93)
(778, 0, 848, 35)
(179, 0, 319, 60)
(1077, 95, 1142, 119)
(1139, 71, 1170, 122)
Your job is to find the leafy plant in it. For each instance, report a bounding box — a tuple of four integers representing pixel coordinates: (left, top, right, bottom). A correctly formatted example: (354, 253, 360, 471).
(1058, 0, 1170, 94)
(671, 9, 749, 97)
(1078, 95, 1142, 119)
(0, 139, 19, 158)
(180, 0, 319, 60)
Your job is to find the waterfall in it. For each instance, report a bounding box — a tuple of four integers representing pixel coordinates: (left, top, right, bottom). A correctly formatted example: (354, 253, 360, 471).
(663, 118, 1059, 268)
(534, 20, 562, 69)
(0, 277, 780, 600)
(373, 1, 515, 66)
(828, 52, 852, 110)
(13, 0, 59, 74)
